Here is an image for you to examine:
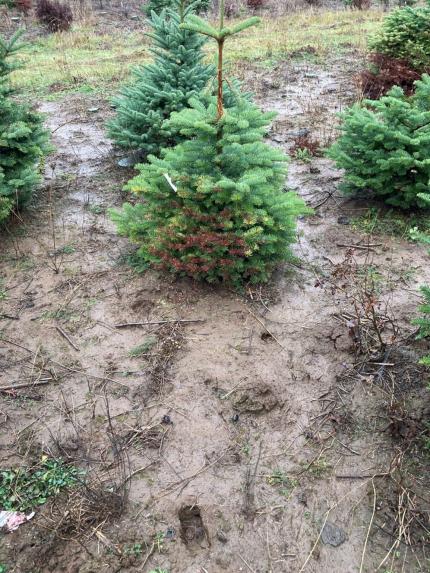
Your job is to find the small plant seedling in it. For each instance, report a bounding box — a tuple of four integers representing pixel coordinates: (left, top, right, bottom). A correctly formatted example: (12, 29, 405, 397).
(124, 542, 144, 557)
(154, 531, 165, 553)
(56, 244, 75, 255)
(266, 469, 290, 487)
(88, 204, 104, 215)
(308, 457, 332, 478)
(128, 336, 158, 358)
(293, 148, 313, 163)
(0, 457, 83, 511)
(242, 443, 251, 457)
(0, 280, 7, 301)
(267, 470, 298, 498)
(149, 569, 169, 573)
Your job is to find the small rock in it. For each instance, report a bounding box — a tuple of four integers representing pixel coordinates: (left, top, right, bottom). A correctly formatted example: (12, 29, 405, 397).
(337, 215, 350, 225)
(117, 157, 135, 168)
(262, 78, 280, 90)
(231, 413, 240, 423)
(161, 414, 173, 425)
(287, 128, 310, 138)
(87, 107, 100, 113)
(216, 529, 228, 543)
(165, 527, 176, 540)
(321, 522, 347, 547)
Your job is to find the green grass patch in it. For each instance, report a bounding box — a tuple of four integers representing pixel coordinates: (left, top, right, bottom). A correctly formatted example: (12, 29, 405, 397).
(11, 9, 383, 98)
(128, 336, 158, 358)
(352, 207, 430, 240)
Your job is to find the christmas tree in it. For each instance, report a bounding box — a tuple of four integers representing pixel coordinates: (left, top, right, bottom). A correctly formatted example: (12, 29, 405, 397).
(107, 0, 213, 159)
(412, 194, 430, 366)
(369, 1, 430, 72)
(413, 284, 430, 366)
(328, 75, 430, 210)
(0, 31, 51, 225)
(111, 2, 308, 285)
(143, 0, 210, 16)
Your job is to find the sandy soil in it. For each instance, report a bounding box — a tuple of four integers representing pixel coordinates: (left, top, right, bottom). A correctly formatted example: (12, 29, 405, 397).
(0, 54, 429, 573)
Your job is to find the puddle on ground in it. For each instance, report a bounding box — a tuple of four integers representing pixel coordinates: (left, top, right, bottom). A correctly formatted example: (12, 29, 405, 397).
(39, 101, 113, 178)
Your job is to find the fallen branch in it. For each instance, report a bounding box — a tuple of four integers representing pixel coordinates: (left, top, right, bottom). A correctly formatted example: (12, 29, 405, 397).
(359, 479, 376, 573)
(0, 379, 52, 392)
(335, 472, 388, 479)
(122, 462, 156, 485)
(244, 306, 286, 351)
(336, 243, 382, 251)
(55, 325, 80, 351)
(114, 319, 205, 328)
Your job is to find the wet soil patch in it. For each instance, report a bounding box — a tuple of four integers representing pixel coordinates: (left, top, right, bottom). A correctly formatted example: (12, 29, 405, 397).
(1, 55, 430, 573)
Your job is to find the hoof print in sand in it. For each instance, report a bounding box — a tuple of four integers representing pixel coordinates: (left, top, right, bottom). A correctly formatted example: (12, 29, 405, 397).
(179, 505, 209, 548)
(233, 383, 280, 414)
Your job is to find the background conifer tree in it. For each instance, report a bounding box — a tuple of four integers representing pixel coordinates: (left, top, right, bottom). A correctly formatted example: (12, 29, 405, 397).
(111, 1, 308, 285)
(0, 31, 51, 225)
(369, 1, 430, 72)
(328, 75, 430, 210)
(144, 0, 210, 16)
(413, 286, 430, 366)
(107, 0, 213, 159)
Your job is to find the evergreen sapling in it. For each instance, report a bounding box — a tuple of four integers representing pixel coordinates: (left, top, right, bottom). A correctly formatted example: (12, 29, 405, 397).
(328, 75, 430, 210)
(143, 0, 209, 16)
(411, 194, 430, 367)
(108, 0, 213, 159)
(413, 285, 430, 366)
(0, 32, 51, 225)
(111, 1, 308, 285)
(369, 1, 430, 72)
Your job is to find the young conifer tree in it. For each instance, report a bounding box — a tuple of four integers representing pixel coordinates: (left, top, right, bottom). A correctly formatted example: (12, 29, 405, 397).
(413, 285, 430, 366)
(328, 75, 430, 210)
(0, 31, 51, 225)
(107, 0, 213, 159)
(111, 1, 308, 285)
(411, 194, 430, 367)
(143, 0, 209, 16)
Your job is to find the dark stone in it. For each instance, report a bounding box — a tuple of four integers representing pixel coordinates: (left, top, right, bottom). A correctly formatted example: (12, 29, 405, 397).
(287, 128, 310, 138)
(216, 529, 228, 544)
(165, 527, 176, 540)
(231, 414, 240, 423)
(321, 522, 347, 547)
(117, 157, 135, 168)
(262, 78, 281, 90)
(337, 216, 350, 225)
(162, 414, 173, 425)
